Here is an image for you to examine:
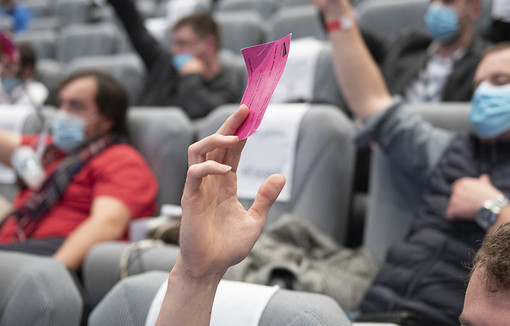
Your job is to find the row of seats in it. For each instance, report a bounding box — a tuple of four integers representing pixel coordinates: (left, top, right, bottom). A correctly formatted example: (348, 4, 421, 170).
(0, 100, 473, 325)
(82, 101, 474, 319)
(13, 0, 494, 73)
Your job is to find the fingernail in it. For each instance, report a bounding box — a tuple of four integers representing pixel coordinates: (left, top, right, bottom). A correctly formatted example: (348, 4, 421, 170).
(225, 136, 238, 141)
(221, 164, 232, 171)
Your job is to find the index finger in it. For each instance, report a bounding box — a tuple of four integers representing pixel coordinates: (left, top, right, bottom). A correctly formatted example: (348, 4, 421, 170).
(217, 105, 250, 136)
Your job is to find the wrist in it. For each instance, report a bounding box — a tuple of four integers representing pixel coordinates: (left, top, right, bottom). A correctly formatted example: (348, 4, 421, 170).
(476, 194, 509, 230)
(325, 14, 357, 33)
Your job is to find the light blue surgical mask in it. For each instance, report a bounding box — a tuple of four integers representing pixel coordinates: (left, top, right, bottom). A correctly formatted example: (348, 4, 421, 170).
(172, 53, 194, 71)
(1, 76, 21, 94)
(51, 111, 86, 152)
(424, 3, 460, 43)
(470, 82, 510, 139)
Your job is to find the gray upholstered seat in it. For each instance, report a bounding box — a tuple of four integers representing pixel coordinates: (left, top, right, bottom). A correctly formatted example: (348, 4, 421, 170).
(54, 0, 92, 26)
(14, 29, 57, 60)
(214, 11, 266, 53)
(65, 54, 147, 105)
(126, 107, 194, 209)
(88, 270, 351, 326)
(266, 5, 327, 42)
(55, 23, 122, 63)
(364, 102, 473, 262)
(0, 251, 83, 326)
(216, 0, 278, 18)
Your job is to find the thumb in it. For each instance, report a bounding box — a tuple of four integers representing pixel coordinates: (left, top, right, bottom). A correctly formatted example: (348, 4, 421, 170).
(479, 174, 491, 184)
(249, 174, 286, 221)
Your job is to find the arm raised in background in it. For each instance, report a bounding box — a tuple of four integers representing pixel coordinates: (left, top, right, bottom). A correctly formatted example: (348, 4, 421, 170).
(108, 0, 164, 69)
(0, 129, 21, 167)
(312, 0, 393, 119)
(155, 105, 285, 326)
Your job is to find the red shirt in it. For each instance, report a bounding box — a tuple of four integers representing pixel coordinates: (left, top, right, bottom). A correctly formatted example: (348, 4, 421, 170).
(0, 136, 158, 243)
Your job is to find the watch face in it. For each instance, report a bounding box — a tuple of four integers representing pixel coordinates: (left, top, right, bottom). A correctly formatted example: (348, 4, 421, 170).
(477, 207, 496, 229)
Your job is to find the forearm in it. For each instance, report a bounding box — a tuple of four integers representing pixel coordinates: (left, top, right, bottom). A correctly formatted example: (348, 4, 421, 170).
(108, 0, 162, 67)
(156, 258, 222, 326)
(0, 129, 21, 167)
(325, 0, 392, 119)
(53, 217, 127, 269)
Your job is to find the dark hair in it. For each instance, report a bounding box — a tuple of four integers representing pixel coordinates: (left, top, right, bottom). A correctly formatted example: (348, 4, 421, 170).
(472, 223, 510, 292)
(172, 13, 221, 51)
(16, 42, 36, 69)
(58, 70, 129, 136)
(482, 42, 510, 59)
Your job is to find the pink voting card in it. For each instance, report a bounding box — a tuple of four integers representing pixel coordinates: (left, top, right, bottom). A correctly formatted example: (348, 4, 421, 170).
(236, 34, 291, 139)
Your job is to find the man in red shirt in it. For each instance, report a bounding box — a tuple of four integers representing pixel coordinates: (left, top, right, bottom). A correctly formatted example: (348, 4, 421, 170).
(0, 70, 158, 270)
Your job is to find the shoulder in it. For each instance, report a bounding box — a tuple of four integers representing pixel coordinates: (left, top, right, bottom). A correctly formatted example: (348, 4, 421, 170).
(92, 143, 151, 171)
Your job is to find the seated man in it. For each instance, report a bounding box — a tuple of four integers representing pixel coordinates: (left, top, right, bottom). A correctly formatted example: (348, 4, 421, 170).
(0, 41, 49, 107)
(108, 0, 245, 119)
(312, 0, 510, 325)
(0, 70, 158, 270)
(351, 0, 486, 103)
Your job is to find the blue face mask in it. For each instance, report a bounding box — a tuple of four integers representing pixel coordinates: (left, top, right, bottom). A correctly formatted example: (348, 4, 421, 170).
(1, 76, 21, 94)
(51, 111, 86, 152)
(470, 82, 510, 139)
(172, 53, 194, 71)
(424, 3, 460, 43)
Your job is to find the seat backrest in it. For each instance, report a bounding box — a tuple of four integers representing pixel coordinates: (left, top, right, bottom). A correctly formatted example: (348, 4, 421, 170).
(267, 5, 327, 42)
(56, 23, 121, 63)
(196, 104, 356, 244)
(0, 251, 83, 326)
(35, 59, 64, 106)
(213, 11, 266, 54)
(65, 54, 147, 105)
(216, 0, 278, 18)
(364, 102, 473, 262)
(127, 108, 194, 209)
(357, 0, 493, 40)
(88, 270, 351, 326)
(54, 0, 92, 26)
(14, 29, 57, 60)
(313, 42, 348, 111)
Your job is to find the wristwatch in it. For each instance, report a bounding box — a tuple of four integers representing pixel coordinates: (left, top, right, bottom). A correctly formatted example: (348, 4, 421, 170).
(476, 195, 509, 230)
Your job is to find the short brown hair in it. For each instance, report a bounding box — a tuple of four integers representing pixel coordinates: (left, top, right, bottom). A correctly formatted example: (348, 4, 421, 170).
(172, 13, 221, 51)
(58, 70, 129, 136)
(482, 42, 510, 59)
(472, 223, 510, 292)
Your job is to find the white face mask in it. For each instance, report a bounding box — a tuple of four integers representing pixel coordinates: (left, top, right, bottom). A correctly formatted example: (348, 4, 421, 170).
(51, 111, 87, 152)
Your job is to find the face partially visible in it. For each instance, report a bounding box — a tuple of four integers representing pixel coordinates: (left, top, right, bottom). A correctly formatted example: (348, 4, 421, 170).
(430, 0, 480, 33)
(171, 25, 205, 57)
(57, 77, 112, 139)
(473, 48, 510, 89)
(460, 267, 510, 326)
(0, 54, 20, 79)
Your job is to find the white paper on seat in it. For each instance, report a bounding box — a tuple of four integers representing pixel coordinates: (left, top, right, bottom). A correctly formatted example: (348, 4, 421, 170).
(271, 37, 322, 103)
(236, 103, 309, 202)
(0, 105, 32, 183)
(492, 0, 510, 22)
(166, 0, 212, 26)
(145, 279, 279, 326)
(145, 18, 171, 44)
